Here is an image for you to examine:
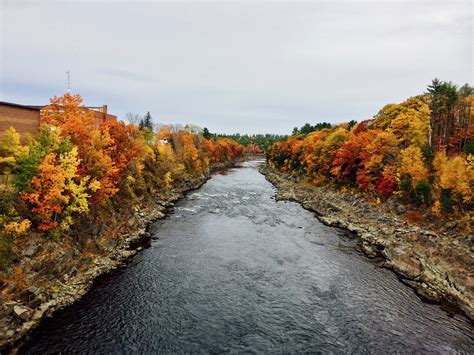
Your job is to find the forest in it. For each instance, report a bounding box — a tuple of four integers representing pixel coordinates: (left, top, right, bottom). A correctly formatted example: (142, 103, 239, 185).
(209, 131, 286, 152)
(0, 93, 246, 267)
(267, 80, 474, 233)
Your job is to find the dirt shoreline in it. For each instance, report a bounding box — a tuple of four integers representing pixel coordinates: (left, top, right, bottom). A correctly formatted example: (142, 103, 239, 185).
(0, 160, 239, 352)
(260, 165, 473, 321)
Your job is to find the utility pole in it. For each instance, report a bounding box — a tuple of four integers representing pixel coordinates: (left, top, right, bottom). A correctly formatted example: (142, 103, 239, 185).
(66, 70, 71, 93)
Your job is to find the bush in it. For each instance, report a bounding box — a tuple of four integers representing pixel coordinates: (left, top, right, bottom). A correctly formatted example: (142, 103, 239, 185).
(464, 138, 474, 155)
(406, 210, 423, 224)
(414, 179, 432, 205)
(440, 189, 454, 213)
(0, 234, 13, 268)
(399, 173, 413, 202)
(421, 143, 434, 172)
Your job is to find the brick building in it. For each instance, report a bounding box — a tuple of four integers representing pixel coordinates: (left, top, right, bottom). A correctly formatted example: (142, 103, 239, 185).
(0, 102, 41, 136)
(86, 105, 118, 126)
(0, 101, 117, 137)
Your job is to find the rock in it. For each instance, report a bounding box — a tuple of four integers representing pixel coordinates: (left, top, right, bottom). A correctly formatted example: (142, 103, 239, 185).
(80, 256, 93, 267)
(13, 305, 33, 322)
(91, 223, 104, 236)
(24, 244, 38, 257)
(19, 288, 38, 305)
(445, 221, 457, 229)
(27, 286, 39, 295)
(28, 298, 42, 309)
(127, 217, 136, 227)
(3, 301, 17, 315)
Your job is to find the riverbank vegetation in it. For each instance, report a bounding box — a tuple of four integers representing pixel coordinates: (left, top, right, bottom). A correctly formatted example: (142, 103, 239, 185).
(267, 80, 473, 234)
(0, 92, 245, 294)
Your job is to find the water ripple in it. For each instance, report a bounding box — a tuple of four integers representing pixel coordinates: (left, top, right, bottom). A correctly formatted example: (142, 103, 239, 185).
(21, 160, 473, 354)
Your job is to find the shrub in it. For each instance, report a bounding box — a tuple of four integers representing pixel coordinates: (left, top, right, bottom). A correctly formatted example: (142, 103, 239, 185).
(406, 210, 423, 224)
(0, 234, 13, 268)
(414, 179, 432, 205)
(440, 189, 454, 213)
(464, 138, 474, 155)
(399, 173, 413, 202)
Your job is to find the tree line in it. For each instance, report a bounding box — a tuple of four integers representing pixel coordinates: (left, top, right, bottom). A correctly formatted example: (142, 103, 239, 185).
(0, 93, 246, 265)
(267, 79, 473, 232)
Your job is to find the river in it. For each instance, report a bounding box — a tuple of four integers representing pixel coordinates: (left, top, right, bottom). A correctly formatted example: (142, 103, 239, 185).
(21, 160, 473, 353)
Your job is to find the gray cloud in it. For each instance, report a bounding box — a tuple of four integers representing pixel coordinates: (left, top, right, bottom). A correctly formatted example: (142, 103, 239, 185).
(1, 0, 472, 134)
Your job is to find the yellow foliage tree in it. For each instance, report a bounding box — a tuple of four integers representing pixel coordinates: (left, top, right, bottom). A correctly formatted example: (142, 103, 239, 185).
(156, 143, 184, 184)
(0, 127, 28, 175)
(388, 108, 430, 148)
(433, 151, 473, 204)
(398, 146, 428, 185)
(59, 147, 98, 230)
(22, 147, 98, 232)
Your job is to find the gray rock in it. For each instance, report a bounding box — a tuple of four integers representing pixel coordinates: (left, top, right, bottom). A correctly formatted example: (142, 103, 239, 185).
(13, 305, 33, 322)
(3, 301, 16, 315)
(24, 245, 38, 257)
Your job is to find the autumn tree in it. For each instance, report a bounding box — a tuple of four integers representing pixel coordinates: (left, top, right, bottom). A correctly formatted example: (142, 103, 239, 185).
(432, 151, 473, 213)
(21, 148, 98, 232)
(0, 128, 27, 177)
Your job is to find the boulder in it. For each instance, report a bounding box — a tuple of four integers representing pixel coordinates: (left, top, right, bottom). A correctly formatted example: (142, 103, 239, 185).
(13, 305, 33, 322)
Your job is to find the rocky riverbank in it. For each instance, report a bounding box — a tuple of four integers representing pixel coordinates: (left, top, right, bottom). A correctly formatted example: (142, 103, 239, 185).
(0, 161, 238, 352)
(260, 165, 474, 321)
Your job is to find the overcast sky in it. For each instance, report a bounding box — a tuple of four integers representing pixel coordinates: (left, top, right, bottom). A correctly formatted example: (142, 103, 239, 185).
(1, 0, 472, 134)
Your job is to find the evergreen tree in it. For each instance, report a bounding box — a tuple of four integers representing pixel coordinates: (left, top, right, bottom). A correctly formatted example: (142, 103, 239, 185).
(348, 120, 357, 131)
(202, 127, 212, 139)
(139, 112, 154, 132)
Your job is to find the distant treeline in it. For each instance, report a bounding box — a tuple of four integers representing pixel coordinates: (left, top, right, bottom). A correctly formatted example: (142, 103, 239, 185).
(203, 128, 287, 151)
(292, 122, 333, 135)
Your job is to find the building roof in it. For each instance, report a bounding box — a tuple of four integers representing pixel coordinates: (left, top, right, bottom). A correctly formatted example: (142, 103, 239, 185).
(0, 101, 44, 111)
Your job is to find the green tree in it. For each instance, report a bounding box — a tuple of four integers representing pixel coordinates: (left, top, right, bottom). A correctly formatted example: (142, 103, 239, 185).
(299, 123, 314, 135)
(202, 127, 212, 139)
(139, 112, 154, 132)
(426, 79, 458, 151)
(348, 120, 357, 131)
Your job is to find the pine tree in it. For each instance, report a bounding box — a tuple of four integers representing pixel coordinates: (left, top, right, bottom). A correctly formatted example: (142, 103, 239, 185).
(139, 112, 154, 132)
(202, 127, 211, 139)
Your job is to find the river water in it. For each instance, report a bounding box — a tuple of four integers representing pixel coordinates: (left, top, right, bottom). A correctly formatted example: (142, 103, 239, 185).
(21, 160, 473, 353)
